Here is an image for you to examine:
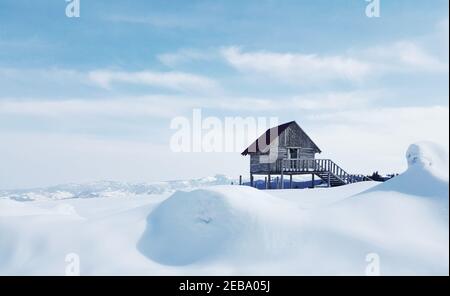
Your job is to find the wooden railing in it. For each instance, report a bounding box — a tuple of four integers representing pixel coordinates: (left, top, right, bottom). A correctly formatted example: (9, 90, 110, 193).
(281, 159, 371, 184)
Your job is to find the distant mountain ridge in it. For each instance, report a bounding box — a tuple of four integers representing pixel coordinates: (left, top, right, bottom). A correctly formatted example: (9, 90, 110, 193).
(0, 175, 237, 201)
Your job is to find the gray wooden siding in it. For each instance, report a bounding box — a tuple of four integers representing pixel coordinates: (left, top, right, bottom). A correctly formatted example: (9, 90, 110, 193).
(249, 123, 319, 174)
(281, 124, 318, 149)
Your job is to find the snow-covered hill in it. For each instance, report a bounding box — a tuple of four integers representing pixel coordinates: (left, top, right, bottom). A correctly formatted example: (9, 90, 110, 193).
(0, 142, 448, 275)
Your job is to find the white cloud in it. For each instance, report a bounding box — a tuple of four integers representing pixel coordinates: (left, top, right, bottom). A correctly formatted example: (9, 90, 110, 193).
(221, 47, 372, 84)
(0, 96, 197, 119)
(209, 90, 379, 112)
(290, 91, 380, 111)
(364, 41, 449, 73)
(221, 43, 448, 86)
(0, 90, 384, 122)
(308, 106, 450, 174)
(157, 49, 216, 67)
(0, 67, 221, 95)
(221, 18, 449, 85)
(309, 106, 449, 130)
(88, 70, 220, 93)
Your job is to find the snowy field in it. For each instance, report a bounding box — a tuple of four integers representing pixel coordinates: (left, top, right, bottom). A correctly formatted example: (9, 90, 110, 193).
(0, 142, 448, 275)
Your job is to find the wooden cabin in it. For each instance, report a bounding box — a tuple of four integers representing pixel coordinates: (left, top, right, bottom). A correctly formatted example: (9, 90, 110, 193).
(242, 121, 369, 188)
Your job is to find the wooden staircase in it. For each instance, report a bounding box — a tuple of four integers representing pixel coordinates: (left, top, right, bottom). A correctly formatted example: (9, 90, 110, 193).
(281, 159, 371, 187)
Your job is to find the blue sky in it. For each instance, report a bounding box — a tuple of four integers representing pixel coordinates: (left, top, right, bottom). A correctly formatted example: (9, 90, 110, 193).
(0, 0, 448, 189)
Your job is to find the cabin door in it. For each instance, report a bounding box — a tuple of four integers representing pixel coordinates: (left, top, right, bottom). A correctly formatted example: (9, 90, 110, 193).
(288, 148, 300, 169)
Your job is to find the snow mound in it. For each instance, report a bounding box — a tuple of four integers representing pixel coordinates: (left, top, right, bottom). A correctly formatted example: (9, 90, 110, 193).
(138, 186, 297, 266)
(137, 189, 236, 266)
(366, 142, 449, 198)
(406, 141, 449, 180)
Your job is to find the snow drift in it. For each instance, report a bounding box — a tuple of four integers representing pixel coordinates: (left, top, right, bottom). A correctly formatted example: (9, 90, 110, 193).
(138, 188, 238, 265)
(138, 186, 299, 266)
(364, 141, 449, 198)
(136, 142, 449, 274)
(0, 142, 448, 275)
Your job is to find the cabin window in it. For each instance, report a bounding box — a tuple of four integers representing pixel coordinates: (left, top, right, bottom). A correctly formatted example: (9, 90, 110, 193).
(289, 148, 298, 159)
